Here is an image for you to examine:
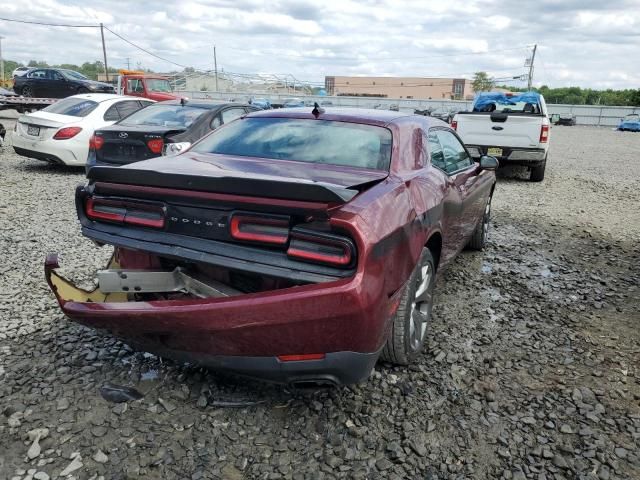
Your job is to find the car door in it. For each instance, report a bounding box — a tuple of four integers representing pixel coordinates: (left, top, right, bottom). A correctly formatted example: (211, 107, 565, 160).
(435, 129, 489, 243)
(426, 129, 466, 264)
(126, 78, 145, 98)
(27, 69, 48, 97)
(49, 70, 72, 98)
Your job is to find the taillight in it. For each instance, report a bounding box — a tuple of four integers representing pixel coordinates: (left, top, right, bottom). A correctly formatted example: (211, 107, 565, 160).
(147, 138, 164, 154)
(53, 126, 82, 140)
(451, 120, 458, 130)
(85, 197, 165, 229)
(287, 229, 355, 267)
(86, 197, 125, 223)
(89, 134, 104, 150)
(229, 214, 289, 245)
(540, 124, 549, 143)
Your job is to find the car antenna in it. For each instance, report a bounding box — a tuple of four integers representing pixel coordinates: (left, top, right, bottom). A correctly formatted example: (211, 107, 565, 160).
(312, 102, 324, 118)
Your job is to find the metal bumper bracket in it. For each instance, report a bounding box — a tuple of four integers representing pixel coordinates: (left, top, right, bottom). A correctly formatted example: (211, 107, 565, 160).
(97, 267, 241, 298)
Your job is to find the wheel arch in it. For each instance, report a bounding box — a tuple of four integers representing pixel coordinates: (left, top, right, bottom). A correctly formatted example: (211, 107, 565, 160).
(425, 231, 442, 271)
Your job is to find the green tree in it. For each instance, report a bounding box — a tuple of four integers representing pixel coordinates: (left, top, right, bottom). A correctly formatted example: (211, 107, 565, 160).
(472, 72, 494, 92)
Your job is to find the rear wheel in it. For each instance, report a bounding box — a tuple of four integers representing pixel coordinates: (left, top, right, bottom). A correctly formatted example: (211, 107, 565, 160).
(381, 248, 435, 365)
(22, 85, 33, 97)
(77, 87, 90, 94)
(530, 161, 546, 182)
(468, 196, 491, 250)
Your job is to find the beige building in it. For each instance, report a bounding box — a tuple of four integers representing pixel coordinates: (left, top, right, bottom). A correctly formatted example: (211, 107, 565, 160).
(325, 76, 474, 100)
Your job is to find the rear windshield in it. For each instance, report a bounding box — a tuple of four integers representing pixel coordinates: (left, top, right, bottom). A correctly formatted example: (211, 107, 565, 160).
(118, 104, 208, 128)
(481, 101, 541, 114)
(41, 97, 98, 117)
(192, 117, 393, 170)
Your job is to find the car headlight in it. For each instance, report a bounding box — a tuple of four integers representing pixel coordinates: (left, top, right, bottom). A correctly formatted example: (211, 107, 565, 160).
(162, 142, 191, 156)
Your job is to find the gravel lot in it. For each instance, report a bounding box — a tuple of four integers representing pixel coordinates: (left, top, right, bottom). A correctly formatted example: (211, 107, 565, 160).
(0, 116, 639, 480)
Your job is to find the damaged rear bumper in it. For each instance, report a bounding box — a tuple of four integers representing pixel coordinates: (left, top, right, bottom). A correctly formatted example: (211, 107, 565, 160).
(45, 254, 393, 385)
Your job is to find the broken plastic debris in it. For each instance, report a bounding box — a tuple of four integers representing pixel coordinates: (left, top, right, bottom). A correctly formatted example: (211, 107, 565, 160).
(99, 383, 144, 403)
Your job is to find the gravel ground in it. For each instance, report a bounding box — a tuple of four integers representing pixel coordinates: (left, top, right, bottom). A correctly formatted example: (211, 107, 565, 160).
(0, 117, 639, 480)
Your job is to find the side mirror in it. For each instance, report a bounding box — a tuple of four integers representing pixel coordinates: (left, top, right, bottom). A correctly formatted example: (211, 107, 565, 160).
(162, 142, 191, 156)
(479, 155, 499, 170)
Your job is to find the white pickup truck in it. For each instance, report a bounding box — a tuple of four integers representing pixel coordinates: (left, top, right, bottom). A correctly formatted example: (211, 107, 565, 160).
(452, 92, 550, 181)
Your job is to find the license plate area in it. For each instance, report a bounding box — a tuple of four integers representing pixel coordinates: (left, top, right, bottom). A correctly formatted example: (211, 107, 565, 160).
(487, 147, 503, 156)
(117, 145, 138, 158)
(27, 125, 40, 137)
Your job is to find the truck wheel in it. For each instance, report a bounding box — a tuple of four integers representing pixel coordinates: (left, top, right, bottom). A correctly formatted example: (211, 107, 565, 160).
(22, 85, 33, 97)
(530, 161, 546, 182)
(381, 248, 435, 365)
(468, 196, 491, 250)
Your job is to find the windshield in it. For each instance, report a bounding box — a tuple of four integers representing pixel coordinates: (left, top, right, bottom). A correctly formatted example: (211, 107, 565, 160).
(119, 104, 208, 128)
(624, 114, 639, 122)
(146, 79, 172, 93)
(41, 97, 98, 117)
(192, 117, 393, 170)
(61, 70, 88, 81)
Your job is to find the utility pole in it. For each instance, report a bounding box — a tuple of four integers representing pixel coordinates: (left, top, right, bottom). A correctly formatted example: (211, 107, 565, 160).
(213, 45, 219, 92)
(527, 44, 537, 90)
(0, 36, 5, 86)
(126, 57, 130, 70)
(100, 23, 109, 81)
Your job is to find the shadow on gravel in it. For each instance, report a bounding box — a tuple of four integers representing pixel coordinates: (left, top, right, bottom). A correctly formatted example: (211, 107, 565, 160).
(495, 165, 531, 182)
(17, 160, 85, 176)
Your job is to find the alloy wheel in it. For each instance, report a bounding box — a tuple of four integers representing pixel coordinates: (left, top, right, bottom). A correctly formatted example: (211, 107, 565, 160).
(408, 262, 433, 351)
(482, 200, 491, 244)
(22, 86, 33, 98)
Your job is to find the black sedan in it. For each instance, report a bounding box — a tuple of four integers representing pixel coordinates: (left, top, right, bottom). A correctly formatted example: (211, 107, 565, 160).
(87, 100, 258, 169)
(13, 68, 115, 98)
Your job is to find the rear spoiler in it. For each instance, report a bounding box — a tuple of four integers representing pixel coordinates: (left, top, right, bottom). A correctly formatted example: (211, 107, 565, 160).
(87, 166, 365, 204)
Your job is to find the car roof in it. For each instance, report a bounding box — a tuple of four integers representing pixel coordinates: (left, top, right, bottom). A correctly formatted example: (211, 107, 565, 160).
(247, 107, 421, 126)
(154, 100, 247, 109)
(65, 93, 149, 103)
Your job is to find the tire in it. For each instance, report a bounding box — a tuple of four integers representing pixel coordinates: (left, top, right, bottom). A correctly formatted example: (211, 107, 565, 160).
(381, 248, 436, 365)
(530, 161, 546, 182)
(22, 85, 33, 97)
(468, 195, 492, 250)
(77, 87, 90, 93)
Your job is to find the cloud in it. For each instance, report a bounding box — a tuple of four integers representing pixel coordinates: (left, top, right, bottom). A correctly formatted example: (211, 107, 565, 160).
(0, 0, 639, 89)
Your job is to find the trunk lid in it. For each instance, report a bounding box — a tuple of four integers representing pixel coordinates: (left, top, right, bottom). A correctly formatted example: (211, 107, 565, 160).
(456, 113, 545, 148)
(88, 152, 388, 203)
(17, 112, 78, 141)
(94, 126, 183, 165)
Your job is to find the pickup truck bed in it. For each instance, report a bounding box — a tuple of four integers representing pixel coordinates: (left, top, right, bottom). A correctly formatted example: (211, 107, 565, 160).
(453, 92, 550, 182)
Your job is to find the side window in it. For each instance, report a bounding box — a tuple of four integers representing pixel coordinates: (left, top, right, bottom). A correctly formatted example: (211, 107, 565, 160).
(51, 71, 64, 81)
(435, 130, 473, 174)
(29, 69, 46, 79)
(103, 104, 120, 121)
(427, 130, 446, 171)
(127, 79, 144, 93)
(221, 108, 246, 124)
(139, 101, 154, 108)
(210, 115, 222, 129)
(116, 100, 143, 119)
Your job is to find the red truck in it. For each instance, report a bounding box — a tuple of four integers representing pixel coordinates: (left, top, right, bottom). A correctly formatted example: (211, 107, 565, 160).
(115, 70, 183, 101)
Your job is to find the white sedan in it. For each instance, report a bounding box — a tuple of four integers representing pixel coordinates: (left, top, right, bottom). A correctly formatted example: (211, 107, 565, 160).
(11, 94, 154, 166)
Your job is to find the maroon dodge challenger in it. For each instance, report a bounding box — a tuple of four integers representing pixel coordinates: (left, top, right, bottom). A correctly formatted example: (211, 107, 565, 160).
(45, 107, 497, 386)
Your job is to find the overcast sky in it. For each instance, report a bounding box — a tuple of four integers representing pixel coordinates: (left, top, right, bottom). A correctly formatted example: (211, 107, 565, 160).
(1, 0, 639, 89)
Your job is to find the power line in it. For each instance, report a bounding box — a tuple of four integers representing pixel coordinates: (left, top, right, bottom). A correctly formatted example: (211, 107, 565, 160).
(103, 26, 192, 70)
(0, 16, 99, 28)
